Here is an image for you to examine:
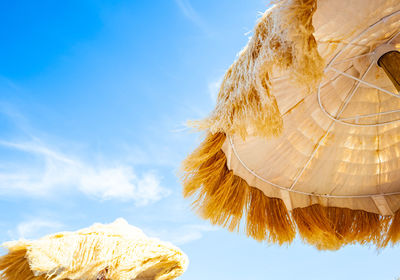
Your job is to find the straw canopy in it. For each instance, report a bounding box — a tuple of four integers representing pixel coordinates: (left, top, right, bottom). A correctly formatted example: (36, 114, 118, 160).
(0, 219, 188, 280)
(183, 0, 400, 250)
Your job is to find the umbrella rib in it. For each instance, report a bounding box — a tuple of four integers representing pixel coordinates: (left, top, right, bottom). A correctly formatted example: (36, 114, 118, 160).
(313, 10, 400, 127)
(331, 52, 373, 66)
(287, 124, 333, 191)
(318, 63, 400, 126)
(339, 109, 400, 121)
(317, 40, 371, 49)
(226, 9, 400, 199)
(321, 26, 400, 125)
(388, 30, 400, 44)
(282, 67, 352, 117)
(330, 67, 399, 98)
(324, 10, 400, 70)
(229, 135, 400, 198)
(289, 61, 374, 191)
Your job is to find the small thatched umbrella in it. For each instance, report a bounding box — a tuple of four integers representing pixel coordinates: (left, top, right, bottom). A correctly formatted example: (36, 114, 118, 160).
(182, 0, 400, 250)
(0, 219, 188, 280)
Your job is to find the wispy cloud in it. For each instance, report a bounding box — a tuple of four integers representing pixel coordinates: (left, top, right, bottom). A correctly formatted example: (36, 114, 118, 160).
(9, 218, 64, 240)
(0, 139, 170, 205)
(8, 219, 217, 245)
(145, 224, 218, 245)
(174, 0, 209, 34)
(0, 102, 31, 135)
(0, 76, 23, 93)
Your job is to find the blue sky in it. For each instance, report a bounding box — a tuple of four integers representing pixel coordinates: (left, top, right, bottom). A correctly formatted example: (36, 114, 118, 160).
(0, 1, 399, 279)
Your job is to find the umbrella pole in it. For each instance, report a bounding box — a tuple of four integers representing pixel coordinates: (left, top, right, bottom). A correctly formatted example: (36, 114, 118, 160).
(378, 50, 400, 92)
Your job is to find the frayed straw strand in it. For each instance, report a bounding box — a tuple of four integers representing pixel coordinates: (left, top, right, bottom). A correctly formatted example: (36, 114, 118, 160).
(192, 0, 324, 139)
(0, 249, 45, 280)
(182, 133, 400, 250)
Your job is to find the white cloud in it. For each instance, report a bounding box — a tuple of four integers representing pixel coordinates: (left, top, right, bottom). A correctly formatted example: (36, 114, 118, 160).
(0, 139, 170, 205)
(11, 219, 64, 239)
(145, 224, 218, 245)
(174, 0, 209, 33)
(9, 220, 217, 245)
(80, 167, 169, 205)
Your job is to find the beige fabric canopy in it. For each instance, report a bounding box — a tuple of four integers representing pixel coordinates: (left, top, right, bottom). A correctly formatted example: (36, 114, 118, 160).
(183, 0, 400, 250)
(0, 219, 188, 280)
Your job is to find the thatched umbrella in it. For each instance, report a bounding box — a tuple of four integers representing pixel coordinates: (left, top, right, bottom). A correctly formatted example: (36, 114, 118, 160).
(0, 219, 188, 280)
(182, 0, 400, 250)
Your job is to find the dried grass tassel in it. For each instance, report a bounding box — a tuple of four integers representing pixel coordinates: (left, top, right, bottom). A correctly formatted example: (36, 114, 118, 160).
(292, 206, 393, 250)
(0, 219, 188, 280)
(182, 133, 400, 250)
(246, 187, 295, 244)
(383, 210, 400, 247)
(182, 133, 295, 244)
(0, 248, 45, 280)
(193, 0, 324, 139)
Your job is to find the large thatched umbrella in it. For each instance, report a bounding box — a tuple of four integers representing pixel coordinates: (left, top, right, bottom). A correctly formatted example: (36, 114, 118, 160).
(182, 0, 400, 250)
(0, 219, 188, 280)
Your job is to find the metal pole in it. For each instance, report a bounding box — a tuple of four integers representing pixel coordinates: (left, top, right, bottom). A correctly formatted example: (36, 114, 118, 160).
(378, 50, 400, 92)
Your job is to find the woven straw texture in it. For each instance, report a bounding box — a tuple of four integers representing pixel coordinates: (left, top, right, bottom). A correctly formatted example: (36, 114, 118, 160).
(0, 219, 188, 280)
(182, 0, 400, 249)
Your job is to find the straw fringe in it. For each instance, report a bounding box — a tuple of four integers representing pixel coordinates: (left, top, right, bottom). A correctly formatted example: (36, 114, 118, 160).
(182, 132, 295, 244)
(0, 248, 45, 280)
(0, 223, 188, 280)
(194, 0, 324, 139)
(292, 205, 391, 250)
(182, 133, 400, 250)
